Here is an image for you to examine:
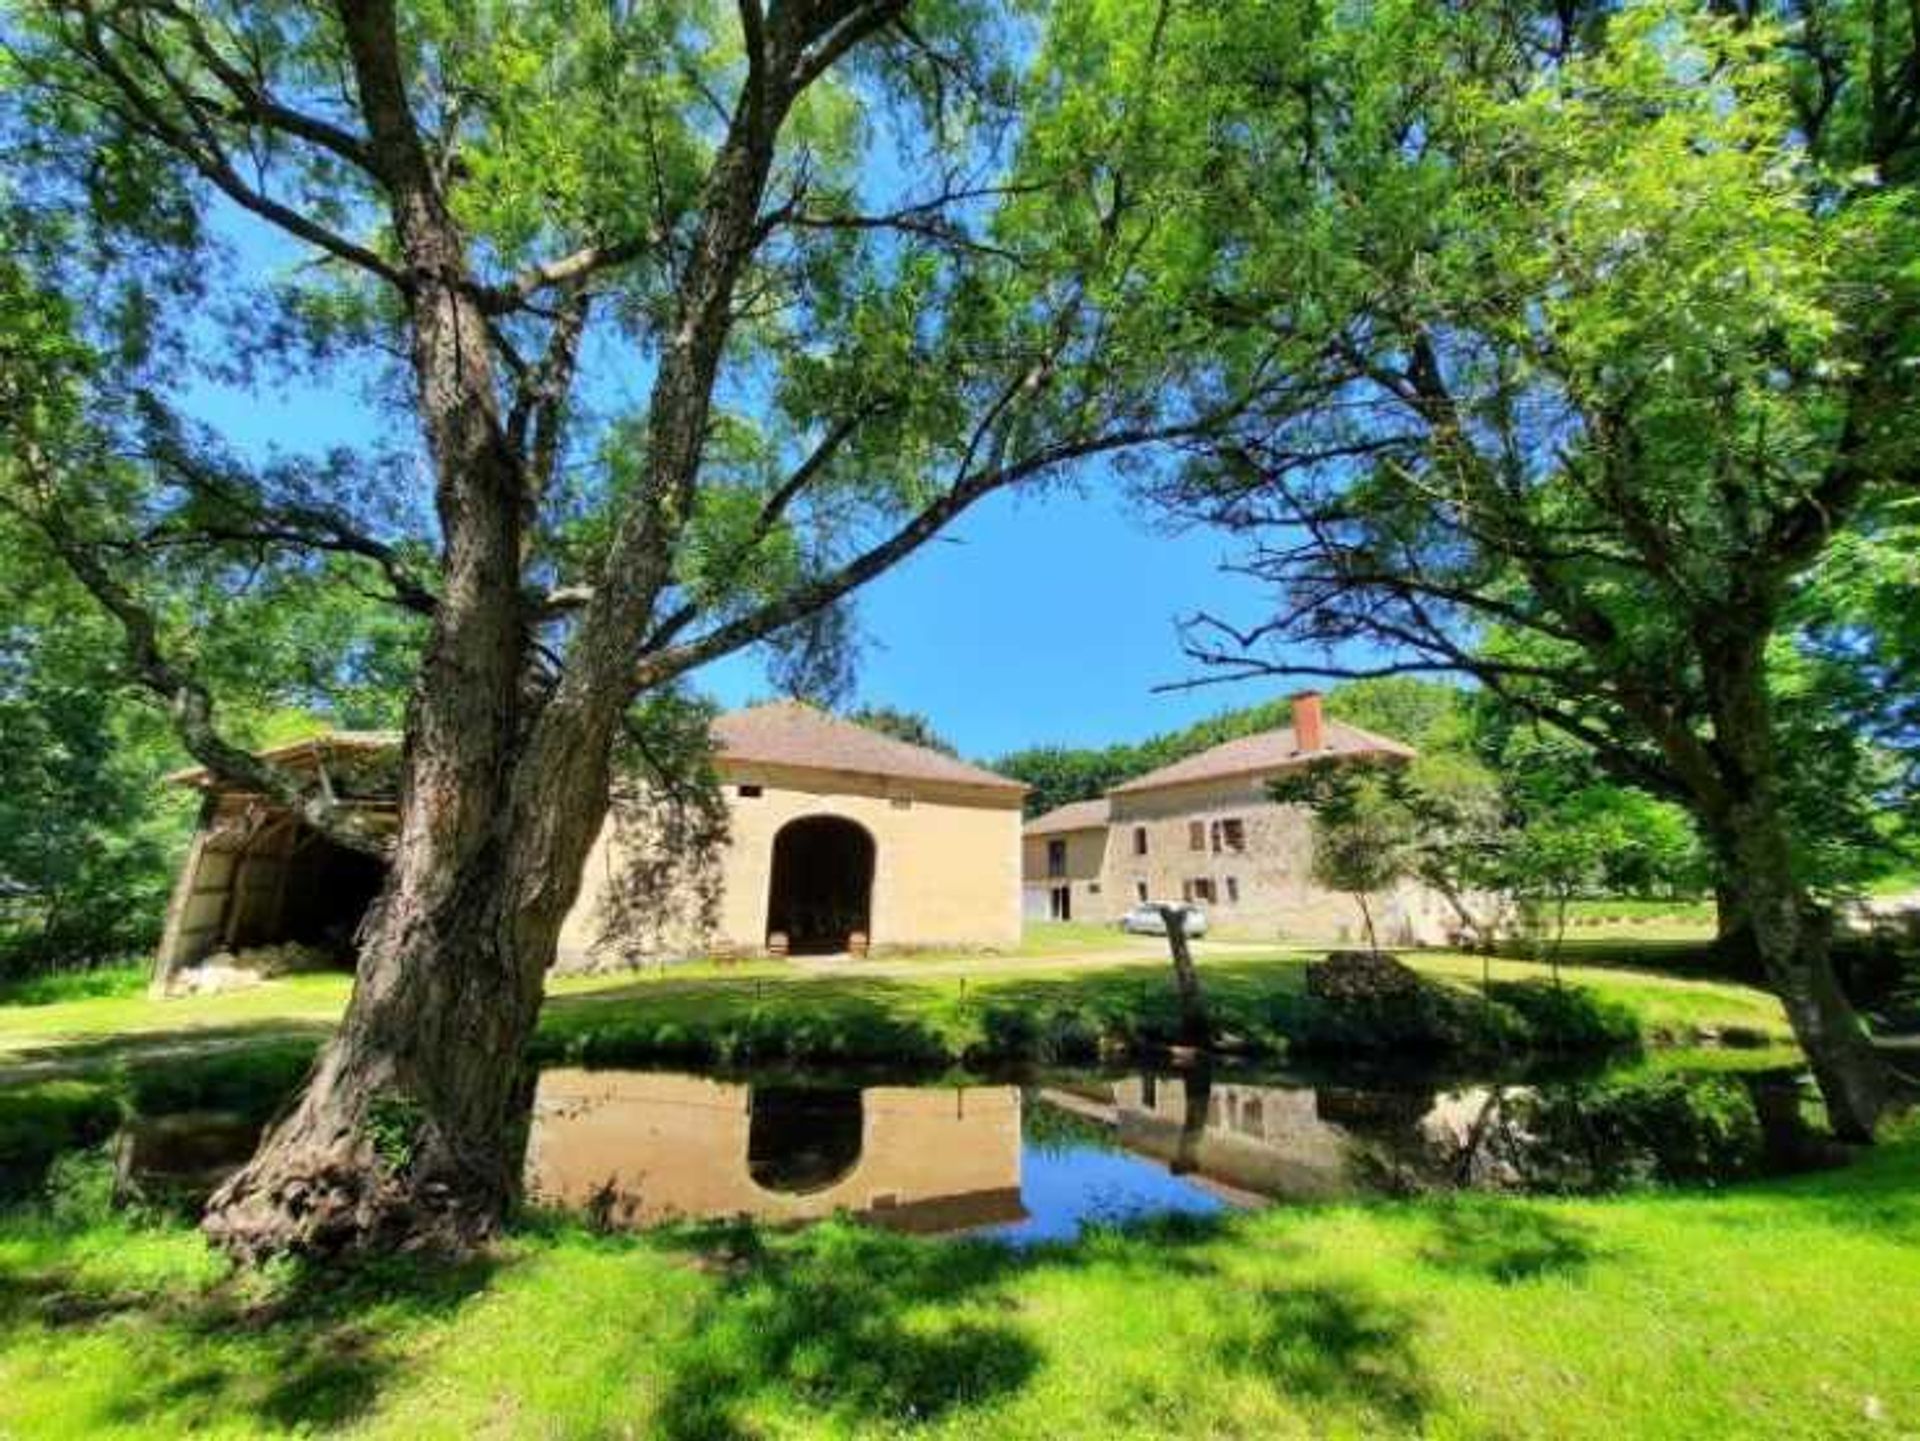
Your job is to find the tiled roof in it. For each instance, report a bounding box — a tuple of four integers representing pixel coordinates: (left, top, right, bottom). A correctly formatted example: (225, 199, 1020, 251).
(169, 709, 1023, 797)
(712, 702, 1025, 794)
(166, 731, 402, 786)
(1107, 719, 1414, 796)
(1023, 797, 1112, 835)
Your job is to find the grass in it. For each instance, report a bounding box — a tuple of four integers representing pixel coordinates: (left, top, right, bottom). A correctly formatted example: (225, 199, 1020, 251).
(0, 1114, 1912, 1438)
(0, 946, 1790, 1075)
(0, 932, 1902, 1437)
(0, 962, 149, 1008)
(1561, 897, 1716, 926)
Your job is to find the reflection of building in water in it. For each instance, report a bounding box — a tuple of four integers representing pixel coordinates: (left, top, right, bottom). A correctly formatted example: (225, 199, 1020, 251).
(1040, 1076, 1492, 1202)
(526, 1070, 1025, 1234)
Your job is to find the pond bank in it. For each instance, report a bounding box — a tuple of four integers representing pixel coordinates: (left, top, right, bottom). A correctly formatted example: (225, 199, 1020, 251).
(3, 1107, 1914, 1437)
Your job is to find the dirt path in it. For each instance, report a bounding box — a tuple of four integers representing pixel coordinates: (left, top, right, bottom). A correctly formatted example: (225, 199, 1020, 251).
(784, 938, 1289, 979)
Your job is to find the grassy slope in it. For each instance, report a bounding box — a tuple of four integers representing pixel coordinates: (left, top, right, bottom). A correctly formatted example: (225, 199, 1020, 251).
(0, 944, 1790, 1071)
(0, 1116, 1913, 1439)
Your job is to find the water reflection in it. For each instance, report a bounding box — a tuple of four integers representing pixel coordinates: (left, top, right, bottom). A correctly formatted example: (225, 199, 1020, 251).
(525, 1070, 1027, 1234)
(113, 1063, 1825, 1242)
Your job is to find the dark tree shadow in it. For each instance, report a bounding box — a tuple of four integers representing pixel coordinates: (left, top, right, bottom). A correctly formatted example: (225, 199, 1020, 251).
(650, 1220, 1043, 1439)
(1223, 1279, 1431, 1427)
(1418, 1200, 1599, 1283)
(0, 1238, 497, 1433)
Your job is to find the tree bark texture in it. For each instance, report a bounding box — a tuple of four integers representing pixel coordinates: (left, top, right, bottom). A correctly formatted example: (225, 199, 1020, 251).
(1693, 639, 1890, 1143)
(202, 0, 904, 1260)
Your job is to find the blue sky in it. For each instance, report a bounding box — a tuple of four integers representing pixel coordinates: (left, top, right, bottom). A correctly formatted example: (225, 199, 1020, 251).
(699, 475, 1284, 759)
(181, 211, 1298, 765)
(189, 350, 1291, 759)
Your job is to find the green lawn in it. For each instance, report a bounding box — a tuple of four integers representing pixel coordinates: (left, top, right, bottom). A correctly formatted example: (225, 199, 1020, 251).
(5, 938, 1910, 1438)
(1, 1115, 1914, 1439)
(0, 945, 1790, 1074)
(1561, 897, 1717, 927)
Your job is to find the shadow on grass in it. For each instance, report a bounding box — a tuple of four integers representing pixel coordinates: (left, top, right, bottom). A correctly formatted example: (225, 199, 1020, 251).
(0, 1017, 333, 1080)
(0, 1229, 496, 1434)
(644, 1204, 1439, 1438)
(647, 1220, 1045, 1438)
(1223, 1279, 1432, 1428)
(1418, 1200, 1600, 1283)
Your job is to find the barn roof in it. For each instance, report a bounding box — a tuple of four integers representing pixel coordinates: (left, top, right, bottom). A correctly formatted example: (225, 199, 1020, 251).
(1107, 719, 1414, 796)
(167, 708, 1023, 798)
(713, 702, 1025, 795)
(1022, 797, 1112, 836)
(165, 731, 402, 788)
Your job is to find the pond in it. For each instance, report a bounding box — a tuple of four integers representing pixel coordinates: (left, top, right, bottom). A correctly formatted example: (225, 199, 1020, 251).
(118, 1059, 1833, 1243)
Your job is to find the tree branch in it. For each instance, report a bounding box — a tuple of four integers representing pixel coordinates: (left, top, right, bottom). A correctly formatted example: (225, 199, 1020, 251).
(12, 479, 390, 857)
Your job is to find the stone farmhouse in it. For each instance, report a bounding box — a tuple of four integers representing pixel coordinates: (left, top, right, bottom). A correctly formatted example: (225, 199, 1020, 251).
(1019, 692, 1453, 945)
(155, 701, 1024, 989)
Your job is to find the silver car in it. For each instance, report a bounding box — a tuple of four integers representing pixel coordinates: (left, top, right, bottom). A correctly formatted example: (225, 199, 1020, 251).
(1119, 903, 1209, 937)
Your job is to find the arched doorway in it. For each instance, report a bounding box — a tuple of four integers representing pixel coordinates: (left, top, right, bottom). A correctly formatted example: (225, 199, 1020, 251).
(766, 815, 874, 954)
(746, 1086, 865, 1193)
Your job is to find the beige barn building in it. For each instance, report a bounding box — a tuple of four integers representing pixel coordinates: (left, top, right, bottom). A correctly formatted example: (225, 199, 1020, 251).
(1020, 692, 1453, 945)
(155, 702, 1024, 988)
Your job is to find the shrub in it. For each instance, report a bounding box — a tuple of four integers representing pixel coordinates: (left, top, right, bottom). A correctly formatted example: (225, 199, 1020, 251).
(0, 1079, 124, 1199)
(1502, 1072, 1769, 1191)
(1487, 980, 1642, 1056)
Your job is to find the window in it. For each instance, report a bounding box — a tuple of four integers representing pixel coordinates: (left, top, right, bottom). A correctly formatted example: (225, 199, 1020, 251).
(1046, 838, 1067, 878)
(738, 783, 763, 798)
(1180, 879, 1193, 902)
(1133, 826, 1148, 856)
(1136, 881, 1149, 903)
(1188, 820, 1205, 851)
(1190, 878, 1217, 904)
(1049, 885, 1072, 921)
(1089, 882, 1101, 895)
(1219, 818, 1245, 852)
(1225, 876, 1240, 904)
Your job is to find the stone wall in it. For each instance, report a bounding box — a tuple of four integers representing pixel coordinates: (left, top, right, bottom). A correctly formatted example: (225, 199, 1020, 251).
(1098, 775, 1451, 944)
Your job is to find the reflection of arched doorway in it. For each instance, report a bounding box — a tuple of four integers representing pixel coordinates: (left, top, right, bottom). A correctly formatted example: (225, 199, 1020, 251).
(747, 1087, 865, 1193)
(766, 815, 874, 954)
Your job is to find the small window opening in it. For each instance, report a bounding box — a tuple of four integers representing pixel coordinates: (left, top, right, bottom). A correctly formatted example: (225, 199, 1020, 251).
(738, 783, 763, 798)
(1133, 826, 1148, 856)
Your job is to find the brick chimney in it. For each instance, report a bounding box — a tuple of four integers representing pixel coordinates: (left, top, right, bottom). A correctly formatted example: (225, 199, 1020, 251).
(1292, 690, 1325, 753)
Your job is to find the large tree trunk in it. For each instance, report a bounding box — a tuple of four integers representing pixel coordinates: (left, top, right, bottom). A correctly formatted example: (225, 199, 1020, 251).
(1696, 636, 1889, 1142)
(1717, 793, 1888, 1143)
(1713, 879, 1762, 981)
(202, 716, 622, 1261)
(201, 0, 889, 1261)
(201, 2, 555, 1262)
